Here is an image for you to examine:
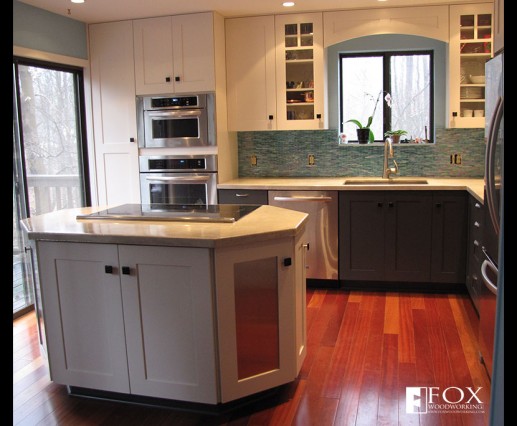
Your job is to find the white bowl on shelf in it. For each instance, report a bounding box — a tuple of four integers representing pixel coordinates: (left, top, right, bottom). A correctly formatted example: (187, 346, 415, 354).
(469, 75, 485, 84)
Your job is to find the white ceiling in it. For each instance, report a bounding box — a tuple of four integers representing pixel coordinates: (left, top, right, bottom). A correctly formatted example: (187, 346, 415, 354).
(18, 0, 488, 24)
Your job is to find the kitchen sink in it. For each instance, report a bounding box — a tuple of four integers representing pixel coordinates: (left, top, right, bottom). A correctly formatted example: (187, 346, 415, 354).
(343, 178, 428, 185)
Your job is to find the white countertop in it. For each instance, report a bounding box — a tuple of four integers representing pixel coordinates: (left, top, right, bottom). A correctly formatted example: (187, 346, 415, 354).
(218, 177, 485, 203)
(21, 205, 308, 248)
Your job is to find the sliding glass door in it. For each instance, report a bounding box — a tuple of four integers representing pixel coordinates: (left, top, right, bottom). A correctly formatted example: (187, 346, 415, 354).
(13, 57, 90, 316)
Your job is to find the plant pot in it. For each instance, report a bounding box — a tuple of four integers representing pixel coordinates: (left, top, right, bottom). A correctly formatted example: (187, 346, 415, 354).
(356, 128, 370, 144)
(391, 135, 401, 144)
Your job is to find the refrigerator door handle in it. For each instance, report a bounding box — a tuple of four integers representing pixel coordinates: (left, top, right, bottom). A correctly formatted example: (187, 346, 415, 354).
(481, 259, 498, 295)
(486, 95, 504, 235)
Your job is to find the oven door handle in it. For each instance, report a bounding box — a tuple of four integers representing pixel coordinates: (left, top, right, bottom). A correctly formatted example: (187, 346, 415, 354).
(145, 176, 211, 183)
(147, 110, 202, 119)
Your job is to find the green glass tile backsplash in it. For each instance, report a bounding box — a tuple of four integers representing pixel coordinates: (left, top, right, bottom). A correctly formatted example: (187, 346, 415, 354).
(237, 128, 485, 178)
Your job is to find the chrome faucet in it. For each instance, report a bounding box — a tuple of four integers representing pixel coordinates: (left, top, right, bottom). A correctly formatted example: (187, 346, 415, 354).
(382, 137, 399, 179)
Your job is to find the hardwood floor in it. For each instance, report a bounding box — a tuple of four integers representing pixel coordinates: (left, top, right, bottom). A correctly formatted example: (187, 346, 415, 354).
(13, 289, 491, 425)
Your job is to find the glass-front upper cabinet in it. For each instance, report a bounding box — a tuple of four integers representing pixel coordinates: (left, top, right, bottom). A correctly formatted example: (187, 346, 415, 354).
(449, 4, 493, 128)
(275, 13, 325, 130)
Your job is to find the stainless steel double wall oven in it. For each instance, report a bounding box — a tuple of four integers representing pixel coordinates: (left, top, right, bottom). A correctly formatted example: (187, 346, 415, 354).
(137, 93, 218, 205)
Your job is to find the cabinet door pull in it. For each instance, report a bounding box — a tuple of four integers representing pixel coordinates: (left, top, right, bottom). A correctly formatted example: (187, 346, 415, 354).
(122, 266, 131, 275)
(268, 115, 274, 120)
(475, 202, 482, 209)
(129, 137, 135, 143)
(283, 257, 292, 267)
(105, 265, 113, 274)
(165, 76, 171, 82)
(175, 76, 180, 82)
(316, 114, 322, 119)
(303, 243, 310, 251)
(474, 221, 481, 228)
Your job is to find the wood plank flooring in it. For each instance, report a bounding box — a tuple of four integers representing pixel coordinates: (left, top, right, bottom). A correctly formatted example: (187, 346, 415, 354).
(13, 289, 491, 425)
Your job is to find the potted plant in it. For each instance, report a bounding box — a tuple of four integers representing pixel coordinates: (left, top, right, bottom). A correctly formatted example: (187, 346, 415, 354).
(346, 91, 391, 144)
(384, 129, 408, 144)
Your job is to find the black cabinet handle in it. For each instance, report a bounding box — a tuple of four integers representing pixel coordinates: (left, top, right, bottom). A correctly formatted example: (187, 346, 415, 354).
(316, 114, 322, 119)
(283, 257, 292, 267)
(268, 115, 274, 120)
(122, 266, 131, 275)
(105, 265, 113, 274)
(175, 76, 180, 82)
(129, 137, 135, 142)
(165, 76, 171, 82)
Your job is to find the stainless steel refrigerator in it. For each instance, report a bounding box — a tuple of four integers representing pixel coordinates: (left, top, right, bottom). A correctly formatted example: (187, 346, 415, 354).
(479, 50, 503, 380)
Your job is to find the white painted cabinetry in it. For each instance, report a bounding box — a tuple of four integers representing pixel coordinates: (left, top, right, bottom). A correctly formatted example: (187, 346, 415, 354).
(133, 12, 216, 95)
(493, 0, 504, 53)
(448, 3, 493, 128)
(37, 241, 218, 403)
(35, 234, 307, 404)
(225, 15, 277, 131)
(225, 13, 325, 131)
(214, 235, 307, 403)
(89, 21, 141, 205)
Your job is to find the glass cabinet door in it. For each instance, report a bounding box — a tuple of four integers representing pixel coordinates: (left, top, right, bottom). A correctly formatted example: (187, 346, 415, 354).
(450, 4, 493, 127)
(276, 13, 324, 130)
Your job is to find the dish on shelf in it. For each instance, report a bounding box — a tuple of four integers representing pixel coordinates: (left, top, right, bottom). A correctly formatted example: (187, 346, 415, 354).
(460, 86, 483, 99)
(469, 75, 485, 84)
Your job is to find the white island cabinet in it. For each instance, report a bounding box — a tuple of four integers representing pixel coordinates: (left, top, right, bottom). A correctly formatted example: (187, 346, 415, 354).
(24, 205, 308, 406)
(38, 242, 218, 403)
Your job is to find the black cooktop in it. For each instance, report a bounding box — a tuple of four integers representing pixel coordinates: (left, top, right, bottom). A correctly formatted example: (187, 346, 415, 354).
(77, 204, 261, 223)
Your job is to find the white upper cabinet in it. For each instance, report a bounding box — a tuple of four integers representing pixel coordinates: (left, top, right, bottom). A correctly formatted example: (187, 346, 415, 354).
(225, 16, 277, 131)
(225, 13, 325, 131)
(133, 12, 216, 95)
(275, 13, 325, 130)
(89, 21, 141, 206)
(493, 0, 503, 53)
(448, 3, 493, 128)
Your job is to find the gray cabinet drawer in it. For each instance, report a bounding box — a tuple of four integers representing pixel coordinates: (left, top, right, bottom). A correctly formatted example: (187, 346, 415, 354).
(218, 189, 268, 205)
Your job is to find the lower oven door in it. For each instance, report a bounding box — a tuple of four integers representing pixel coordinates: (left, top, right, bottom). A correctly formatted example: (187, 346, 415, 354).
(140, 173, 217, 205)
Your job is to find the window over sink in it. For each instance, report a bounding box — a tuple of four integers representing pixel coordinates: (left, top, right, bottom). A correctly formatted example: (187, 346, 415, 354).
(339, 50, 433, 143)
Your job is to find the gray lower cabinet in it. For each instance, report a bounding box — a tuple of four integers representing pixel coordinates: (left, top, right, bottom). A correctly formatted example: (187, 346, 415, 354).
(339, 191, 467, 284)
(465, 195, 484, 313)
(430, 191, 468, 283)
(218, 189, 269, 204)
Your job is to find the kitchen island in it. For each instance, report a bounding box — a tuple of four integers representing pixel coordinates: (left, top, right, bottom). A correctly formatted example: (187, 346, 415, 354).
(21, 204, 309, 408)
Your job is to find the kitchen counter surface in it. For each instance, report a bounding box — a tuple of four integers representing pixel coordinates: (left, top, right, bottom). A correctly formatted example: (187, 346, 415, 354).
(218, 177, 485, 203)
(21, 205, 308, 248)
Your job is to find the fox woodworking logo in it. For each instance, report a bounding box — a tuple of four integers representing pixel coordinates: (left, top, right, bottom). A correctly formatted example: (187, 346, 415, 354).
(406, 387, 485, 414)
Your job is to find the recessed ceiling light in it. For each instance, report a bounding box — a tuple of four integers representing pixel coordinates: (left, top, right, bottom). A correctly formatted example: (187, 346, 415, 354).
(283, 2, 295, 7)
(71, 0, 85, 3)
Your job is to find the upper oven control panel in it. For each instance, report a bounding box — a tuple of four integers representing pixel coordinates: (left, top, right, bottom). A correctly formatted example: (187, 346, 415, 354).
(150, 96, 198, 109)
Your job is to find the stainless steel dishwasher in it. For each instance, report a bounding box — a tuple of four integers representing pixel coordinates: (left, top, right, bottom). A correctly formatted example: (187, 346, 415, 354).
(269, 190, 339, 286)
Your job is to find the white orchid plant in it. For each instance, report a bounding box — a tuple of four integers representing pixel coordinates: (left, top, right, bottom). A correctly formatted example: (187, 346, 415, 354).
(346, 91, 392, 143)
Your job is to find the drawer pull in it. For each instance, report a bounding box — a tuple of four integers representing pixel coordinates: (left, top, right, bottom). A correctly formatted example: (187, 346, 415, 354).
(235, 193, 249, 197)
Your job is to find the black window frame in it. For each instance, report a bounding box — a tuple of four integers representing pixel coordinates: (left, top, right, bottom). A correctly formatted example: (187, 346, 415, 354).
(13, 56, 92, 214)
(339, 50, 434, 143)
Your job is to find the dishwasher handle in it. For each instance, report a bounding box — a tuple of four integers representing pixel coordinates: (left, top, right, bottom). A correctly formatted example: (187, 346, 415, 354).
(273, 196, 333, 202)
